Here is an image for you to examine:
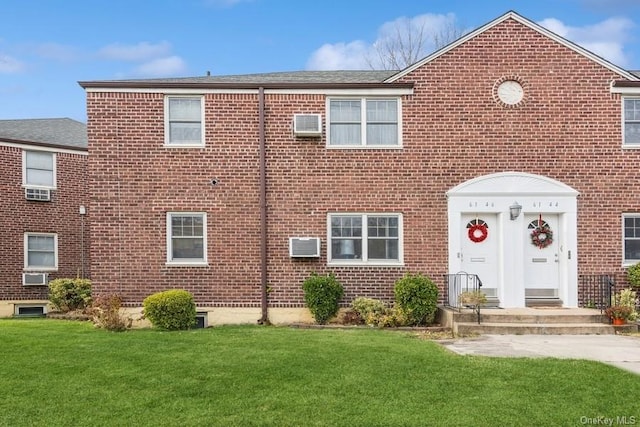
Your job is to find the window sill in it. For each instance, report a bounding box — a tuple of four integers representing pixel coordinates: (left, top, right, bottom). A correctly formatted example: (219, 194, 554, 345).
(165, 262, 209, 267)
(327, 261, 404, 267)
(163, 143, 205, 149)
(326, 145, 402, 150)
(23, 268, 58, 272)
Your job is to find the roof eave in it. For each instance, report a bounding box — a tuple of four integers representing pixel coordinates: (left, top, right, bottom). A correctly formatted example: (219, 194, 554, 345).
(0, 137, 88, 152)
(78, 81, 415, 90)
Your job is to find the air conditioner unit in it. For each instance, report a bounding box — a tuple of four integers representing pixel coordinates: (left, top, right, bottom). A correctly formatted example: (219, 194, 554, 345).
(25, 188, 51, 201)
(23, 272, 49, 286)
(289, 237, 321, 257)
(293, 114, 322, 137)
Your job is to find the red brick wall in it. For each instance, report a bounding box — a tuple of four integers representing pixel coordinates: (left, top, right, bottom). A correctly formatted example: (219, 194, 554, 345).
(0, 145, 89, 301)
(86, 18, 638, 309)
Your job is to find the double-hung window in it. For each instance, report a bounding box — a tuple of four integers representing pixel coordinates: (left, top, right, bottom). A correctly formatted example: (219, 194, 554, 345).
(24, 233, 58, 271)
(623, 214, 640, 264)
(624, 98, 640, 146)
(23, 150, 55, 188)
(165, 96, 204, 147)
(328, 98, 401, 148)
(328, 213, 403, 265)
(167, 212, 207, 265)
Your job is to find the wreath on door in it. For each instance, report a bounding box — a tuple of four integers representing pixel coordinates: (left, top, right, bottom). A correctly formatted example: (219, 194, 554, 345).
(530, 215, 553, 249)
(467, 219, 488, 243)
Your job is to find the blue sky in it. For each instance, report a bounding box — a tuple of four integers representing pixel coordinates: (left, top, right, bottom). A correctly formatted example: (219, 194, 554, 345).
(1, 0, 639, 122)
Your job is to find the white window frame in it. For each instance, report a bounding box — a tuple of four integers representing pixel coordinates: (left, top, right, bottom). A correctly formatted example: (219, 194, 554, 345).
(24, 233, 58, 271)
(326, 97, 402, 149)
(164, 95, 205, 148)
(623, 97, 640, 148)
(166, 212, 208, 266)
(22, 150, 57, 189)
(327, 213, 403, 266)
(622, 213, 640, 265)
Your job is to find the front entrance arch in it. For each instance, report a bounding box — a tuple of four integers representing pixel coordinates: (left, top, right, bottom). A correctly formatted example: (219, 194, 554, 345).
(446, 172, 579, 308)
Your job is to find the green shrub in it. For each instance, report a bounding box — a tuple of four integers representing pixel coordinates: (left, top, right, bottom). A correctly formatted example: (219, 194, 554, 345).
(615, 288, 638, 321)
(142, 289, 197, 330)
(627, 262, 640, 288)
(89, 295, 132, 332)
(302, 272, 344, 324)
(48, 278, 92, 312)
(352, 297, 389, 327)
(394, 273, 438, 326)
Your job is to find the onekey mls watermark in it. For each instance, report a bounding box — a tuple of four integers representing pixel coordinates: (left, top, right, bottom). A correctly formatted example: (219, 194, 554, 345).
(580, 416, 637, 425)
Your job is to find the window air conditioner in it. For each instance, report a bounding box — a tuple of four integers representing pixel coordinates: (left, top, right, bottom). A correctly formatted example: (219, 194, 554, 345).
(25, 188, 51, 201)
(23, 272, 49, 286)
(293, 114, 322, 137)
(289, 237, 321, 257)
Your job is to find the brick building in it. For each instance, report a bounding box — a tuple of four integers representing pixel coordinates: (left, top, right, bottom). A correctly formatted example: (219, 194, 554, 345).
(80, 11, 640, 325)
(0, 118, 89, 317)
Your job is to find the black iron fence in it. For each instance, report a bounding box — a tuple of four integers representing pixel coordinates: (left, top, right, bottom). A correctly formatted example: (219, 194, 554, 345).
(444, 272, 483, 324)
(578, 274, 615, 313)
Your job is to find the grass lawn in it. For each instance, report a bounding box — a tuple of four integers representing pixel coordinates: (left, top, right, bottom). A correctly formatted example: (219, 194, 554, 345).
(1, 319, 638, 426)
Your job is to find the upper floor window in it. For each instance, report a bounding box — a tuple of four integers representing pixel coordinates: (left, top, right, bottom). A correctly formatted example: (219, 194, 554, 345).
(166, 212, 207, 266)
(624, 98, 640, 146)
(328, 213, 403, 265)
(327, 98, 401, 148)
(24, 233, 58, 271)
(23, 150, 56, 188)
(624, 214, 640, 264)
(165, 96, 204, 147)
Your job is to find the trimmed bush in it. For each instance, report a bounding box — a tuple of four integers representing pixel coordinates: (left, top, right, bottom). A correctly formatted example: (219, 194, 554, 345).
(142, 289, 197, 330)
(302, 272, 344, 324)
(48, 278, 92, 312)
(352, 297, 389, 327)
(394, 273, 439, 326)
(627, 262, 640, 288)
(89, 295, 132, 332)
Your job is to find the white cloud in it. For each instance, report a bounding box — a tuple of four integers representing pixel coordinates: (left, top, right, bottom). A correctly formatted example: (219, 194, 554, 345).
(306, 13, 460, 70)
(0, 53, 25, 73)
(98, 41, 172, 62)
(538, 17, 635, 66)
(306, 41, 370, 70)
(132, 56, 187, 77)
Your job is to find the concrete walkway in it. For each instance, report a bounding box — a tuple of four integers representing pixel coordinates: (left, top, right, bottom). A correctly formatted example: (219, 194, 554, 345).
(440, 334, 640, 375)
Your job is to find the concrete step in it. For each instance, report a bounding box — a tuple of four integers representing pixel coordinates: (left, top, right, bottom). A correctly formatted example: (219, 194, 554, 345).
(453, 311, 606, 324)
(455, 322, 615, 335)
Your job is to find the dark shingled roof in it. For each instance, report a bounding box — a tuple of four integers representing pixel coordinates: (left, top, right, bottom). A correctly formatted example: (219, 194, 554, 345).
(80, 70, 399, 86)
(0, 118, 87, 150)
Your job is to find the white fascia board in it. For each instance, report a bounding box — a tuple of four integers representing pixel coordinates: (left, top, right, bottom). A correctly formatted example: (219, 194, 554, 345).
(84, 87, 413, 96)
(610, 85, 640, 95)
(0, 140, 87, 155)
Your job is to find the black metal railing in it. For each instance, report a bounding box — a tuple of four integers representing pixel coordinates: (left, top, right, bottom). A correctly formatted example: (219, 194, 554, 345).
(578, 274, 615, 314)
(444, 272, 483, 324)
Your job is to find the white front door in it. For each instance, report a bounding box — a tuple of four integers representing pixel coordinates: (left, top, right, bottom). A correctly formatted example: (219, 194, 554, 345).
(523, 214, 560, 299)
(460, 214, 499, 299)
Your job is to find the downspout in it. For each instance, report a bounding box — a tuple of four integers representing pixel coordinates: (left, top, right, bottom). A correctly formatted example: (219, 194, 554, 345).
(258, 86, 269, 324)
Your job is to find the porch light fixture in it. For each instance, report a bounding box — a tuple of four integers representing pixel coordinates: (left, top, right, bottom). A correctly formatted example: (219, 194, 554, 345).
(509, 202, 522, 220)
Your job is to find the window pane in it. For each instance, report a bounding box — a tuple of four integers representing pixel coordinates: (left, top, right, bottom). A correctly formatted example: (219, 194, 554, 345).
(172, 238, 204, 259)
(169, 98, 201, 121)
(330, 100, 360, 122)
(331, 238, 362, 259)
(367, 100, 397, 122)
(368, 239, 398, 260)
(625, 239, 640, 261)
(26, 169, 54, 186)
(625, 123, 640, 145)
(367, 124, 398, 145)
(28, 235, 54, 251)
(170, 122, 202, 143)
(330, 123, 361, 145)
(26, 152, 53, 170)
